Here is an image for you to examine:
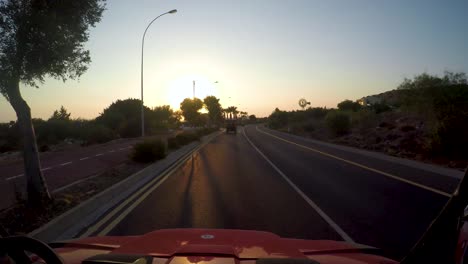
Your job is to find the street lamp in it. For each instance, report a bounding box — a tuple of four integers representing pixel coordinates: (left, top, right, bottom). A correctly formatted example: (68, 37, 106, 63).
(140, 9, 177, 137)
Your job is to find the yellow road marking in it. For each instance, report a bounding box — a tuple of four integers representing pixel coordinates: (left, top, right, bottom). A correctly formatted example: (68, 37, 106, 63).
(255, 126, 451, 198)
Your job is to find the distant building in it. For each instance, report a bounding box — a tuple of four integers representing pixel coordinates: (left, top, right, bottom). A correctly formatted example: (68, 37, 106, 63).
(357, 95, 382, 106)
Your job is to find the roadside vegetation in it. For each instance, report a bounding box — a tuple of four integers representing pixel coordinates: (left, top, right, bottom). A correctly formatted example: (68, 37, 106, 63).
(131, 128, 218, 163)
(267, 72, 468, 169)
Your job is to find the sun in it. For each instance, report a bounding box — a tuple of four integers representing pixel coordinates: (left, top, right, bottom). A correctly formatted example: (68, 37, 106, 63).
(166, 74, 219, 110)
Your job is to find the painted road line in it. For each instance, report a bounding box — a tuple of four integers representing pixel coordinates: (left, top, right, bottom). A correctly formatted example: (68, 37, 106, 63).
(95, 153, 103, 157)
(79, 157, 89, 161)
(108, 150, 115, 153)
(80, 132, 221, 237)
(118, 148, 126, 151)
(6, 166, 55, 181)
(256, 126, 452, 198)
(6, 174, 24, 181)
(60, 162, 72, 166)
(243, 128, 354, 243)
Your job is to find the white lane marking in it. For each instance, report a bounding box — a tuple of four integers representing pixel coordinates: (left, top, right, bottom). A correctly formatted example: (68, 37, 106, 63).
(243, 128, 355, 243)
(6, 174, 24, 181)
(5, 166, 55, 181)
(60, 162, 72, 166)
(79, 157, 89, 161)
(95, 153, 103, 157)
(256, 126, 452, 198)
(118, 148, 126, 151)
(108, 150, 115, 153)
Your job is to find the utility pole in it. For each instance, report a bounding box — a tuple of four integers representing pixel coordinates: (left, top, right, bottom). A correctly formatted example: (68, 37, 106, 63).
(193, 80, 195, 99)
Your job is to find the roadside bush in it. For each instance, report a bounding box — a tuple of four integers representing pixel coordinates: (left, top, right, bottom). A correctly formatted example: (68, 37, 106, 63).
(175, 132, 200, 146)
(302, 122, 315, 132)
(131, 139, 167, 163)
(268, 108, 289, 129)
(351, 109, 379, 132)
(82, 124, 116, 145)
(196, 127, 218, 138)
(325, 111, 351, 136)
(167, 137, 179, 149)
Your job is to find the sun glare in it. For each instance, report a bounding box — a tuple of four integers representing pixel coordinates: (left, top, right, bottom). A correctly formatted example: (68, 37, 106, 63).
(166, 74, 219, 110)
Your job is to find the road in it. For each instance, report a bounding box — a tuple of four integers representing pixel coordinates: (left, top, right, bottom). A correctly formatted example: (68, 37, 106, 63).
(0, 138, 140, 209)
(80, 125, 463, 259)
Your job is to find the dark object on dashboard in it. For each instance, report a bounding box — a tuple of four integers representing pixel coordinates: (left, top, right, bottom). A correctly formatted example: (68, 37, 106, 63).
(82, 253, 152, 264)
(257, 258, 320, 264)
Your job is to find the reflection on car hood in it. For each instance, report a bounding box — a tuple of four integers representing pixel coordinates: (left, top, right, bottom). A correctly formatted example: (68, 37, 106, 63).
(54, 229, 398, 264)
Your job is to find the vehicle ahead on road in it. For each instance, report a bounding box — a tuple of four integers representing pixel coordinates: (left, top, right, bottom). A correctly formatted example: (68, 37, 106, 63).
(225, 119, 237, 134)
(1, 169, 467, 264)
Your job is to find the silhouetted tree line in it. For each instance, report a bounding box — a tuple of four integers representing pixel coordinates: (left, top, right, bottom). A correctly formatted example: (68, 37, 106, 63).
(0, 99, 181, 152)
(267, 72, 468, 159)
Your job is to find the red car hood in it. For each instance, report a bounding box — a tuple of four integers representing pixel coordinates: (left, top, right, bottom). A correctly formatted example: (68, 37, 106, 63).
(54, 229, 397, 264)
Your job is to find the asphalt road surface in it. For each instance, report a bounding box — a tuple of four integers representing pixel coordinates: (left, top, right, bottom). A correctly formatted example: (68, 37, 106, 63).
(84, 125, 462, 260)
(0, 138, 140, 209)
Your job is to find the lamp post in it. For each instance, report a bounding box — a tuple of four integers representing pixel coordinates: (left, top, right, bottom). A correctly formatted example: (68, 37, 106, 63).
(140, 9, 177, 137)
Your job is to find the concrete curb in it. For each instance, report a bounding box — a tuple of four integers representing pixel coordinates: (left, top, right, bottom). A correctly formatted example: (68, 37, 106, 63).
(29, 132, 220, 242)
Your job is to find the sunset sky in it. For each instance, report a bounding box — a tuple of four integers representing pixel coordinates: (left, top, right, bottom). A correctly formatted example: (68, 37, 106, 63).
(0, 0, 467, 122)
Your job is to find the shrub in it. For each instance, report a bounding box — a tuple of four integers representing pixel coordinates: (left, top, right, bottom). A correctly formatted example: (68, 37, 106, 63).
(167, 137, 179, 149)
(131, 139, 167, 163)
(175, 132, 200, 146)
(196, 127, 218, 138)
(338, 100, 361, 112)
(325, 111, 351, 136)
(351, 109, 379, 132)
(302, 122, 315, 132)
(83, 124, 116, 145)
(39, 145, 50, 152)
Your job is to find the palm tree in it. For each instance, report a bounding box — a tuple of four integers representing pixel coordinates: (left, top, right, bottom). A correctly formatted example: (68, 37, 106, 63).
(224, 106, 239, 119)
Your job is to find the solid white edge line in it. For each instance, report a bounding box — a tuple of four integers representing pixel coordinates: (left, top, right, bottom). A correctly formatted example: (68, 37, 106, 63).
(82, 132, 221, 237)
(60, 161, 72, 166)
(242, 127, 355, 243)
(256, 126, 451, 198)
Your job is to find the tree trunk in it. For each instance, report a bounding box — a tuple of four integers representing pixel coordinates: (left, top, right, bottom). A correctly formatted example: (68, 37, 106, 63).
(7, 81, 51, 205)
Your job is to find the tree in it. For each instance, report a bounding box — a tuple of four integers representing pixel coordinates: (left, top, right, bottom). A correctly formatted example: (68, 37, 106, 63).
(96, 99, 151, 137)
(203, 96, 223, 126)
(268, 108, 289, 129)
(224, 106, 239, 119)
(180, 98, 203, 126)
(249, 115, 257, 122)
(150, 105, 177, 131)
(337, 99, 361, 112)
(49, 106, 71, 121)
(0, 0, 105, 204)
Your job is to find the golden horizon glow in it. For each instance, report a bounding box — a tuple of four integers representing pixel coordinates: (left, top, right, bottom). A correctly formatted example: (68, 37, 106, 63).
(165, 74, 220, 111)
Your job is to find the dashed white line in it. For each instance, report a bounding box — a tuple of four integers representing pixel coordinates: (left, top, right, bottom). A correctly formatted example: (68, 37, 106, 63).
(60, 162, 72, 166)
(42, 167, 52, 171)
(6, 174, 24, 181)
(79, 157, 89, 161)
(95, 153, 103, 157)
(118, 148, 126, 151)
(242, 128, 355, 243)
(108, 150, 115, 153)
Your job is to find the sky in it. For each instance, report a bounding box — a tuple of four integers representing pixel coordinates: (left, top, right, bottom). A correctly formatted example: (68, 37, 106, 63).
(0, 0, 467, 122)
